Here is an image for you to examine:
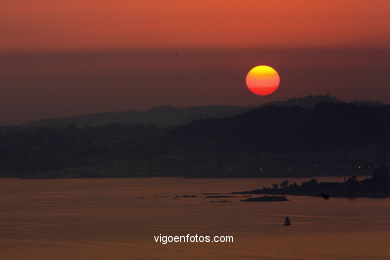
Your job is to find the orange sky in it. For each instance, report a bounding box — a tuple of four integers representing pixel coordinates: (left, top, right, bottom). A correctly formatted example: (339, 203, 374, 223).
(0, 1, 389, 125)
(1, 0, 389, 51)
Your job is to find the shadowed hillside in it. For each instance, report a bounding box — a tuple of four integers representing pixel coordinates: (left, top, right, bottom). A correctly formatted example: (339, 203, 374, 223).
(15, 95, 339, 129)
(164, 101, 390, 153)
(265, 95, 339, 108)
(21, 105, 248, 128)
(0, 96, 389, 178)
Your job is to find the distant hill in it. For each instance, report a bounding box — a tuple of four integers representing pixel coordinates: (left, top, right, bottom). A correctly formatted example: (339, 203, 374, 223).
(18, 95, 343, 129)
(158, 100, 390, 177)
(164, 101, 390, 153)
(1, 96, 389, 178)
(265, 95, 339, 108)
(22, 105, 249, 128)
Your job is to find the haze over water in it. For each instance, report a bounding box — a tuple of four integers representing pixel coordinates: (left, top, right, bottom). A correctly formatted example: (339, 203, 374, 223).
(0, 178, 389, 260)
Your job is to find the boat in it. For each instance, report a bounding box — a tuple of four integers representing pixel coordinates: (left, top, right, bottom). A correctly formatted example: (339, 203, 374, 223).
(284, 216, 291, 226)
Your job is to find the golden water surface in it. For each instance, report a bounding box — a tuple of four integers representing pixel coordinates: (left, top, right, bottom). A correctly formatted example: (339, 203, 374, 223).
(0, 177, 389, 260)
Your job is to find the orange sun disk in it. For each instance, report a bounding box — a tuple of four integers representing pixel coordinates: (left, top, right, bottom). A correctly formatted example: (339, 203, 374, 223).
(246, 65, 280, 96)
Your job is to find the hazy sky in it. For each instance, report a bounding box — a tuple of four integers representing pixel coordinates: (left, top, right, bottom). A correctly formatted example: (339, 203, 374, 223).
(0, 0, 389, 124)
(1, 0, 390, 50)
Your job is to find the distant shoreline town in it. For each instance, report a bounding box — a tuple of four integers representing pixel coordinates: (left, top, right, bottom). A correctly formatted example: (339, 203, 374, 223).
(1, 96, 389, 179)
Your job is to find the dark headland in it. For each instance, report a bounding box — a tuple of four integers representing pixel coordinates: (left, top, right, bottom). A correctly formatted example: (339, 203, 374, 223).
(233, 167, 390, 198)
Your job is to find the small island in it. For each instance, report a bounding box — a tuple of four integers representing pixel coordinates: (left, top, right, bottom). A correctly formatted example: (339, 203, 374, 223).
(241, 196, 288, 202)
(233, 167, 390, 198)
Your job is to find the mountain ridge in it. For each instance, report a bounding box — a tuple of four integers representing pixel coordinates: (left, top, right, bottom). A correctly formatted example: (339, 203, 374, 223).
(20, 105, 248, 128)
(1, 95, 389, 178)
(15, 95, 347, 129)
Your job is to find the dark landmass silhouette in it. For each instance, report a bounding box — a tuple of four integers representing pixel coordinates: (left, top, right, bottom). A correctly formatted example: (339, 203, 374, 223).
(264, 95, 338, 108)
(20, 105, 248, 128)
(0, 96, 389, 178)
(5, 95, 337, 130)
(241, 196, 288, 202)
(206, 195, 233, 198)
(233, 167, 390, 198)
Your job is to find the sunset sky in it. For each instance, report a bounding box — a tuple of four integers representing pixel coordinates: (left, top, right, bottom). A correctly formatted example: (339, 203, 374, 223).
(1, 0, 390, 124)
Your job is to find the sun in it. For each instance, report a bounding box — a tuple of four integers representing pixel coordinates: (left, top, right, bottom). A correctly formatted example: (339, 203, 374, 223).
(246, 65, 280, 96)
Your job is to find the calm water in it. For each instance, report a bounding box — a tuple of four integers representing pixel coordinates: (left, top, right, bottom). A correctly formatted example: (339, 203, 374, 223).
(0, 177, 389, 260)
